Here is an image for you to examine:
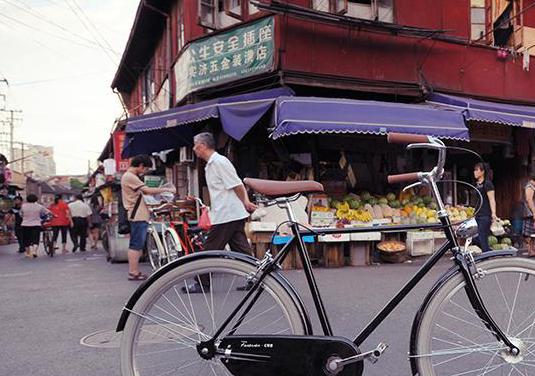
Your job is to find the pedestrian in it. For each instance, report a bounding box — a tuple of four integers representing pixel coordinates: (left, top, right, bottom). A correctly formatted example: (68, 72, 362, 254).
(48, 194, 72, 255)
(473, 162, 497, 253)
(7, 196, 24, 253)
(89, 194, 103, 250)
(184, 132, 257, 293)
(20, 194, 51, 258)
(121, 154, 175, 281)
(522, 174, 535, 256)
(68, 194, 92, 253)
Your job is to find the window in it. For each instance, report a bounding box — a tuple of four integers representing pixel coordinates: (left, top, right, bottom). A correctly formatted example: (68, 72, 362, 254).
(199, 0, 217, 29)
(177, 11, 185, 51)
(470, 0, 486, 40)
(249, 0, 260, 15)
(198, 0, 242, 29)
(142, 63, 154, 108)
(225, 0, 242, 19)
(312, 0, 347, 14)
(312, 0, 393, 22)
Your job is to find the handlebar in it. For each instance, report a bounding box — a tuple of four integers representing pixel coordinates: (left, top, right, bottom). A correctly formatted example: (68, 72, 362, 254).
(387, 172, 421, 185)
(387, 133, 430, 144)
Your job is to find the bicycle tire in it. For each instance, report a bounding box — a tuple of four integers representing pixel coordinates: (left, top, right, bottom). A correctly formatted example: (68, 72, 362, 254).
(120, 257, 307, 376)
(43, 231, 54, 257)
(163, 227, 183, 262)
(412, 257, 535, 376)
(146, 229, 163, 270)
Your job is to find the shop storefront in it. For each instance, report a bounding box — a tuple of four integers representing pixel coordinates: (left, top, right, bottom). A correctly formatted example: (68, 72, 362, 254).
(115, 83, 535, 268)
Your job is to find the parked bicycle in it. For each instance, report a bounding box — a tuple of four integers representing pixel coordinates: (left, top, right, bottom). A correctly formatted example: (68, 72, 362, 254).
(145, 198, 206, 270)
(41, 213, 55, 257)
(117, 133, 535, 376)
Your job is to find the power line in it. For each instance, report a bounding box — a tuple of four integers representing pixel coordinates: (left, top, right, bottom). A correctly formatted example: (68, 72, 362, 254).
(63, 0, 118, 66)
(0, 0, 111, 49)
(0, 12, 103, 50)
(71, 0, 119, 56)
(11, 71, 113, 87)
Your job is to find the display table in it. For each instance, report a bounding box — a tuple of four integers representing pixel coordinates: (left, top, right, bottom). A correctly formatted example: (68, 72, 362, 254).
(249, 229, 384, 269)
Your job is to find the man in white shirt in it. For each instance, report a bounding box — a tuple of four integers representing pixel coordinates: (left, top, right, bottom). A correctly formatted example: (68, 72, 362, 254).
(186, 132, 256, 292)
(68, 194, 92, 252)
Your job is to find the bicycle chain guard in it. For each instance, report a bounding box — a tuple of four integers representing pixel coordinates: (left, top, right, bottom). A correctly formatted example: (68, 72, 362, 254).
(219, 335, 364, 376)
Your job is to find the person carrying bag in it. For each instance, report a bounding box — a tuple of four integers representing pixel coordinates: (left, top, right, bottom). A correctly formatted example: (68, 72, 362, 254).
(523, 175, 535, 257)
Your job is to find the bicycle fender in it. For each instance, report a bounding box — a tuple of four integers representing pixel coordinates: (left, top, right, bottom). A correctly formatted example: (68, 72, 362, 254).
(409, 250, 516, 375)
(116, 250, 313, 334)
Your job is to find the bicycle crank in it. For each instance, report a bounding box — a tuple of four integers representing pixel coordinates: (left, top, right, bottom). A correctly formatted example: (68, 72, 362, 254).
(218, 335, 364, 376)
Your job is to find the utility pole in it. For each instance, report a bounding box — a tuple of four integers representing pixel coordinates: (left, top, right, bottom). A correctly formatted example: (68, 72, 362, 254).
(0, 109, 23, 161)
(21, 142, 25, 175)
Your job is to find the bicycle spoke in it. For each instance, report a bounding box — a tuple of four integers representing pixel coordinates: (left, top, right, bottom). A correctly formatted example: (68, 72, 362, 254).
(124, 260, 304, 376)
(506, 274, 523, 335)
(184, 280, 203, 343)
(161, 292, 198, 330)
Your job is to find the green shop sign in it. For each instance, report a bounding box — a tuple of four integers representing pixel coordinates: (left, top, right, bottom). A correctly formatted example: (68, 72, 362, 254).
(175, 17, 275, 102)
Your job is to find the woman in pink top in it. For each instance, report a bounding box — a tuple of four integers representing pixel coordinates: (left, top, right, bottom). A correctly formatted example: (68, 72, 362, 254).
(21, 194, 51, 258)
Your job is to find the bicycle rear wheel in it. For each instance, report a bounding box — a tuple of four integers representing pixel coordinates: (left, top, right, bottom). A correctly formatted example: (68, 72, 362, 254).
(147, 230, 163, 270)
(163, 228, 183, 262)
(43, 231, 54, 257)
(413, 257, 535, 376)
(120, 256, 307, 376)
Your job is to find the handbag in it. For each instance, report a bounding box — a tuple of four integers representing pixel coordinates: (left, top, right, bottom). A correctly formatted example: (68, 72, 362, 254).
(198, 206, 212, 231)
(118, 194, 142, 235)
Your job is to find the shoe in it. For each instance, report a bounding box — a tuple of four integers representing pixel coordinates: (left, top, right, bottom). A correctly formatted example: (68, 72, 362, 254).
(181, 282, 209, 294)
(32, 252, 37, 258)
(17, 249, 25, 253)
(236, 281, 255, 291)
(80, 249, 86, 252)
(72, 246, 78, 253)
(128, 272, 148, 281)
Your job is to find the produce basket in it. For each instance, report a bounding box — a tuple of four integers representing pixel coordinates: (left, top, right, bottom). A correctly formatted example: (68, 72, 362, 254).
(377, 241, 407, 263)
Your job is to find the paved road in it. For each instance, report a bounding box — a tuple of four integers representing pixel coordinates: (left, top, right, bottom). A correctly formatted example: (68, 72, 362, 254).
(0, 241, 476, 376)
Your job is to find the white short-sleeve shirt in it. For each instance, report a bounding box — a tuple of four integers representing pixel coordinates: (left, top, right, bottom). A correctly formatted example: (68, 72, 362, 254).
(205, 152, 249, 225)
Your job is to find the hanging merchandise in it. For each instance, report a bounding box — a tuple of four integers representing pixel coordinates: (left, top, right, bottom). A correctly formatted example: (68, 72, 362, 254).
(103, 158, 117, 175)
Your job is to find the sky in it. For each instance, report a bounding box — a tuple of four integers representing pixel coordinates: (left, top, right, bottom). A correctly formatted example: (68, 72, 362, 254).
(0, 0, 139, 175)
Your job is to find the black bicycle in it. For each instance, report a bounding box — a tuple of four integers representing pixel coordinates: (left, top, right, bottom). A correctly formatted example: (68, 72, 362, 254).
(41, 214, 55, 257)
(116, 133, 535, 376)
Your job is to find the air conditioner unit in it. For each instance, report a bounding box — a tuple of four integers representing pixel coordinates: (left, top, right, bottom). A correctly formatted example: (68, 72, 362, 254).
(179, 146, 194, 163)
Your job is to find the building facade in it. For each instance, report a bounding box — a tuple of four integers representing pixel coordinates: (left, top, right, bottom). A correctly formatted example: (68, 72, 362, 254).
(12, 144, 56, 179)
(108, 0, 535, 216)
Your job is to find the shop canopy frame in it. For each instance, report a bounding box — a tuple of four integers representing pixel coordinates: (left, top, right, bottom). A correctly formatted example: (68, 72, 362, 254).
(427, 93, 535, 128)
(271, 96, 470, 141)
(122, 87, 294, 157)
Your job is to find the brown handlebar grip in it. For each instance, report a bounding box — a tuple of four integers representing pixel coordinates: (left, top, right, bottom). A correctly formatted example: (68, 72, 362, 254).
(387, 133, 430, 144)
(388, 172, 420, 184)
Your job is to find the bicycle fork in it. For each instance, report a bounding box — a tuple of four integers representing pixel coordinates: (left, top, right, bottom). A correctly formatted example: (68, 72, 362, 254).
(454, 250, 520, 355)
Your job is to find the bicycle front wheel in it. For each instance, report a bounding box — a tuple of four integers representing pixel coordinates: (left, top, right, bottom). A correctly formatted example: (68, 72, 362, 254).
(413, 257, 535, 376)
(120, 256, 307, 376)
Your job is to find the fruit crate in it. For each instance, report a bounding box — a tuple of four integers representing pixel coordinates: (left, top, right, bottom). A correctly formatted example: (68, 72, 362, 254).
(406, 231, 435, 256)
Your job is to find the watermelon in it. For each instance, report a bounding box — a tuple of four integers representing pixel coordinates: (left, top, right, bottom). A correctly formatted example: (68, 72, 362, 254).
(501, 237, 512, 246)
(386, 193, 396, 201)
(488, 236, 498, 246)
(378, 197, 388, 205)
(423, 196, 433, 205)
(361, 191, 372, 201)
(349, 199, 362, 210)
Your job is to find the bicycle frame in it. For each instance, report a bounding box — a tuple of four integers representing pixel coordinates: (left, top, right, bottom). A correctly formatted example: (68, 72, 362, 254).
(204, 203, 518, 357)
(205, 137, 520, 355)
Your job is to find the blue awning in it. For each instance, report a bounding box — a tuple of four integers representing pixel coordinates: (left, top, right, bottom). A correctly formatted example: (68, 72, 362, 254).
(271, 96, 469, 140)
(123, 87, 294, 157)
(428, 93, 535, 128)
